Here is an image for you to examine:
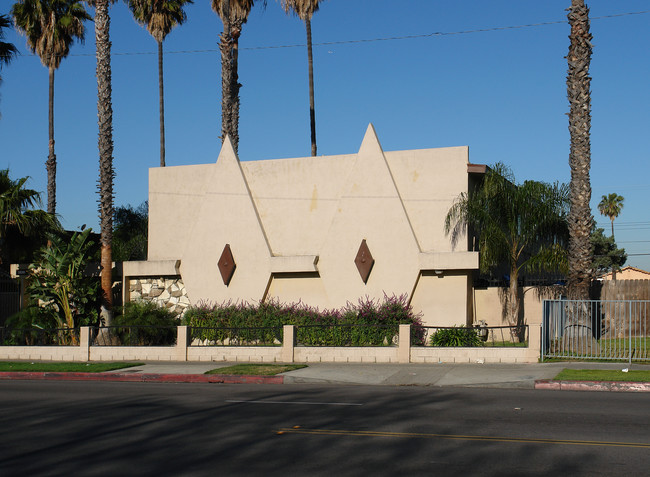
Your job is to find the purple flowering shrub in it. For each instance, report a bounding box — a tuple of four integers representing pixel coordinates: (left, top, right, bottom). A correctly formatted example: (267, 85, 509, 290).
(183, 294, 424, 346)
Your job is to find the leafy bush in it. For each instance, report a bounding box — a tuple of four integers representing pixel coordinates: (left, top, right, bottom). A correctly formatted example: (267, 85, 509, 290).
(184, 294, 425, 346)
(112, 301, 180, 345)
(430, 326, 483, 347)
(25, 228, 101, 330)
(2, 307, 63, 345)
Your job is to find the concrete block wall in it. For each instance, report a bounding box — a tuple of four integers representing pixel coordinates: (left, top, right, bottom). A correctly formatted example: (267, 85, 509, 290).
(0, 325, 542, 364)
(187, 347, 283, 363)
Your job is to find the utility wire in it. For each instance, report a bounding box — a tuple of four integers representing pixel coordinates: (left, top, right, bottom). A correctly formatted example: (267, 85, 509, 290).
(18, 10, 650, 58)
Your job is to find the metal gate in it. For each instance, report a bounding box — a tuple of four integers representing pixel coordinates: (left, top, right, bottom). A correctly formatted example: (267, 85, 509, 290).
(542, 299, 650, 363)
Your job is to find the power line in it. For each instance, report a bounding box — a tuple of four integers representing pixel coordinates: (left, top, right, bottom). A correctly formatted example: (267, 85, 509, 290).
(18, 10, 650, 58)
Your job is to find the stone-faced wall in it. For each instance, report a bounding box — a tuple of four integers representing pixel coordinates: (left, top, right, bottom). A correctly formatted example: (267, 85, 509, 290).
(128, 276, 190, 316)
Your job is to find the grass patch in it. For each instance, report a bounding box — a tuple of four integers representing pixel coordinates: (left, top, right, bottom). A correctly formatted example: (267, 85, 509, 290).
(205, 364, 307, 376)
(553, 368, 650, 382)
(0, 361, 144, 373)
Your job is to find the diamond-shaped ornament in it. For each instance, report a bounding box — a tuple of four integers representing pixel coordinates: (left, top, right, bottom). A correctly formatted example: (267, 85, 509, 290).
(218, 244, 236, 286)
(354, 239, 374, 284)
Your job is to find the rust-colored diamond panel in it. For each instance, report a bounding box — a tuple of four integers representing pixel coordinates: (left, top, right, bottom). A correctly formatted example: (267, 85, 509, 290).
(218, 244, 236, 286)
(354, 239, 374, 284)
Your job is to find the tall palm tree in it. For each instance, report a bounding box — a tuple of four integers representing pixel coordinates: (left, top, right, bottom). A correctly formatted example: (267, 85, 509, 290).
(445, 163, 569, 338)
(127, 0, 193, 167)
(0, 14, 18, 90)
(11, 0, 91, 216)
(281, 0, 324, 156)
(566, 0, 594, 300)
(597, 193, 624, 239)
(86, 0, 116, 324)
(212, 0, 254, 155)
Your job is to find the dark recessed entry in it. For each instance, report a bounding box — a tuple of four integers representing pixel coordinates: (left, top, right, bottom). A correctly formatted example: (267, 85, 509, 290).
(354, 239, 375, 284)
(218, 244, 236, 286)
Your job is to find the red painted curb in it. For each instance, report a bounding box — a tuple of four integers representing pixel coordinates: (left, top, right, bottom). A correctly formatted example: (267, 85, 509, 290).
(534, 379, 650, 392)
(0, 372, 284, 385)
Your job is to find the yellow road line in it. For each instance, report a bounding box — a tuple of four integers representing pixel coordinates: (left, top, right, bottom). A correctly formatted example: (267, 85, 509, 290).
(276, 428, 650, 448)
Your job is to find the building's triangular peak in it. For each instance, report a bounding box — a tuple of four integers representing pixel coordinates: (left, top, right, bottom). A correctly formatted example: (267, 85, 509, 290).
(357, 123, 384, 157)
(316, 124, 421, 304)
(216, 135, 239, 164)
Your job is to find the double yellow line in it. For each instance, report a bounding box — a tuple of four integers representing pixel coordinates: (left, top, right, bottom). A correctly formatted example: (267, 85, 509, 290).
(276, 427, 650, 448)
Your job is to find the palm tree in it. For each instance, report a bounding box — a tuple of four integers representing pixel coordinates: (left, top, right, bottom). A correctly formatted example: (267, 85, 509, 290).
(281, 0, 324, 156)
(212, 0, 255, 155)
(126, 0, 193, 167)
(566, 0, 594, 300)
(86, 0, 116, 324)
(0, 169, 59, 264)
(597, 193, 624, 239)
(11, 0, 91, 216)
(445, 163, 569, 338)
(0, 14, 18, 99)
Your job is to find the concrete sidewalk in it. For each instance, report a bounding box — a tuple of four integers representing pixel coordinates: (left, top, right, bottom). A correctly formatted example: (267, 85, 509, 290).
(3, 361, 650, 392)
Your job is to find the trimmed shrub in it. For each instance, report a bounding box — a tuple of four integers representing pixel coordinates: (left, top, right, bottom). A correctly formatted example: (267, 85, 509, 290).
(112, 301, 180, 345)
(430, 326, 482, 347)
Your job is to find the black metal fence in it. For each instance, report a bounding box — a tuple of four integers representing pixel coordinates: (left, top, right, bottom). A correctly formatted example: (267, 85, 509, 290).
(188, 326, 283, 346)
(295, 324, 400, 347)
(92, 326, 178, 346)
(0, 327, 79, 346)
(417, 325, 529, 348)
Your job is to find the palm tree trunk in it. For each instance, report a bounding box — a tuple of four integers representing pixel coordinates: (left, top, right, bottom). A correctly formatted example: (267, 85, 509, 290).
(47, 66, 56, 215)
(610, 219, 615, 240)
(220, 1, 233, 148)
(507, 266, 523, 341)
(230, 19, 242, 156)
(158, 40, 165, 167)
(95, 0, 115, 325)
(563, 0, 600, 356)
(566, 0, 594, 300)
(306, 18, 317, 157)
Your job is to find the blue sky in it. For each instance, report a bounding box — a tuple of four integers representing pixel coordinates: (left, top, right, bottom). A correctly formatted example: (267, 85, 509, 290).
(1, 0, 649, 270)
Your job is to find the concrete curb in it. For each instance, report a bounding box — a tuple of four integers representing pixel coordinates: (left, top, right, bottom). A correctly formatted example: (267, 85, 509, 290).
(0, 372, 284, 385)
(535, 379, 650, 392)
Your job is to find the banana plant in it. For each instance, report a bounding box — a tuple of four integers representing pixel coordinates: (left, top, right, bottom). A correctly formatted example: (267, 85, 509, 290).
(27, 228, 100, 343)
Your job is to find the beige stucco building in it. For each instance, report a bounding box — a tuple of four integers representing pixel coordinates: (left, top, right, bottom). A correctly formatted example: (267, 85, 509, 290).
(125, 125, 485, 327)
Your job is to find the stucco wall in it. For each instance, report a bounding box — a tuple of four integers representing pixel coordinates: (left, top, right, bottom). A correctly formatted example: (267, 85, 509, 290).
(473, 286, 560, 327)
(144, 125, 481, 325)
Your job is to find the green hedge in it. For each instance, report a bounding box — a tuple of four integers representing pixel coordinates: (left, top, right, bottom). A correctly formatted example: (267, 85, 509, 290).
(111, 301, 180, 346)
(184, 295, 425, 346)
(430, 326, 482, 347)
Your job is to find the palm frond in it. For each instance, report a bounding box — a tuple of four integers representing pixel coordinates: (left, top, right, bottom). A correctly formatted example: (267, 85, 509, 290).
(280, 0, 324, 21)
(127, 0, 193, 42)
(212, 0, 255, 24)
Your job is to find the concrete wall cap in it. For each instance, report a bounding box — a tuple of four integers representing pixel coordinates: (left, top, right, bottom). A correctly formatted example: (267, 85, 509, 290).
(123, 260, 180, 277)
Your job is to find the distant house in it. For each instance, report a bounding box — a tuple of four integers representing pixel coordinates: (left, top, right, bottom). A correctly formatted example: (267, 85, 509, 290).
(600, 266, 650, 281)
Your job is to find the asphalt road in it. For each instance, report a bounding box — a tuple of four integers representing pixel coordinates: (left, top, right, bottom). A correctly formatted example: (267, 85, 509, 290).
(0, 381, 648, 476)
